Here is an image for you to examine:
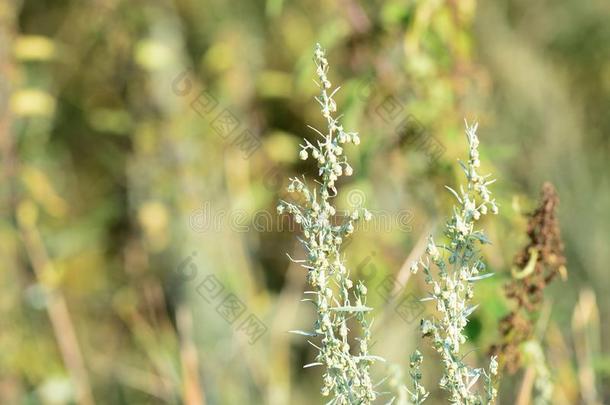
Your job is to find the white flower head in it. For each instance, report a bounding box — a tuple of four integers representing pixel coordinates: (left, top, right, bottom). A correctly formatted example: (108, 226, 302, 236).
(410, 261, 419, 274)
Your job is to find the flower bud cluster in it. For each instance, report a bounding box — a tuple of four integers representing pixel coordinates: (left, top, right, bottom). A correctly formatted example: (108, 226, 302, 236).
(410, 122, 499, 404)
(407, 350, 429, 404)
(279, 44, 379, 404)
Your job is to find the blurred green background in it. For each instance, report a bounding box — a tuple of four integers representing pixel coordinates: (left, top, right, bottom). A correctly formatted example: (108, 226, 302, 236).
(1, 0, 609, 403)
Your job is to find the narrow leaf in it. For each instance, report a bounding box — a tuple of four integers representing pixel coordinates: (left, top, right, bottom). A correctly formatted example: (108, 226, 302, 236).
(463, 304, 479, 318)
(330, 305, 373, 312)
(288, 330, 318, 337)
(445, 185, 462, 203)
(355, 355, 386, 362)
(467, 273, 495, 282)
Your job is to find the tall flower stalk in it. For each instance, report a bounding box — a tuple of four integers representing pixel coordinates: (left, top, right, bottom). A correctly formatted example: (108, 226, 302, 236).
(278, 44, 381, 404)
(411, 122, 499, 404)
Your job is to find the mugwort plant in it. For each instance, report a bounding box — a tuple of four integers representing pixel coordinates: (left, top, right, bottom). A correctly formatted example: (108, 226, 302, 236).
(278, 44, 383, 404)
(280, 44, 504, 405)
(409, 122, 499, 404)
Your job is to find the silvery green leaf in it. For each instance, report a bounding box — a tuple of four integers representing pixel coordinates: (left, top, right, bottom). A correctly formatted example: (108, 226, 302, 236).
(458, 159, 469, 176)
(286, 253, 306, 263)
(466, 373, 481, 391)
(355, 355, 386, 362)
(330, 305, 373, 312)
(463, 304, 480, 318)
(288, 330, 318, 337)
(471, 232, 491, 244)
(467, 273, 494, 282)
(445, 185, 462, 203)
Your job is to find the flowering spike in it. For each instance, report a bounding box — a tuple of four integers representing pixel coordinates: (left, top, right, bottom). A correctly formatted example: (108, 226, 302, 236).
(411, 122, 499, 404)
(278, 43, 379, 404)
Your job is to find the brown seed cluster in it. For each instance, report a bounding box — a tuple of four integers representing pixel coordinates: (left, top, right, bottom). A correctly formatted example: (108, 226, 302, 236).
(491, 182, 567, 373)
